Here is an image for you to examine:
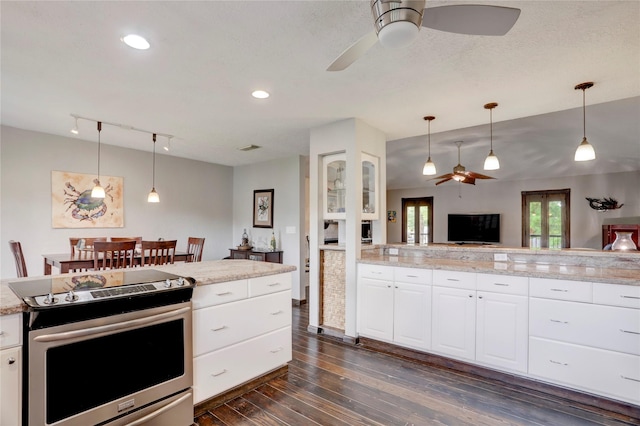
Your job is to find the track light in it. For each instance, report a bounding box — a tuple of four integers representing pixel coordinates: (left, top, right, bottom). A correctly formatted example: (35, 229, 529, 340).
(422, 116, 437, 175)
(70, 116, 79, 135)
(91, 122, 105, 198)
(483, 102, 500, 171)
(164, 135, 171, 152)
(148, 133, 160, 203)
(574, 82, 596, 161)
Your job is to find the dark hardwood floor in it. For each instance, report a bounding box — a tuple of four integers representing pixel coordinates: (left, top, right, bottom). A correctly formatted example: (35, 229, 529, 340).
(195, 304, 640, 426)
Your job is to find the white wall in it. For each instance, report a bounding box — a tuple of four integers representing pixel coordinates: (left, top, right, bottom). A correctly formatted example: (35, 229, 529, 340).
(232, 156, 307, 301)
(387, 171, 640, 248)
(1, 125, 234, 278)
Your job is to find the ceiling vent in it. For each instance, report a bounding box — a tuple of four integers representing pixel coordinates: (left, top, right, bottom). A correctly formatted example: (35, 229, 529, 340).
(238, 144, 261, 152)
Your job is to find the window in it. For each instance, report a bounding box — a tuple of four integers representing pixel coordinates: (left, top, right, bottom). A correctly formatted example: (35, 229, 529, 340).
(522, 189, 570, 248)
(402, 197, 433, 244)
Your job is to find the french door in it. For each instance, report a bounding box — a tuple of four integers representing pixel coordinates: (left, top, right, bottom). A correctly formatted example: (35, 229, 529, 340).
(522, 189, 570, 248)
(402, 197, 433, 244)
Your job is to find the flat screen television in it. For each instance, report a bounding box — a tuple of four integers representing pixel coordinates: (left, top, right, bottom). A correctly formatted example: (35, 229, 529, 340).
(448, 214, 500, 244)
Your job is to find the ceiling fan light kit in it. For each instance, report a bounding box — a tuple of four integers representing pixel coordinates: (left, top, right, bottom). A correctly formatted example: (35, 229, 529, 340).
(574, 81, 596, 162)
(483, 102, 500, 171)
(422, 115, 437, 175)
(372, 0, 424, 49)
(431, 141, 495, 186)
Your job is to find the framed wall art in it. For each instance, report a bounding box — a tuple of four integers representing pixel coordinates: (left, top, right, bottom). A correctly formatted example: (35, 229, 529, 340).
(253, 189, 274, 228)
(52, 170, 124, 228)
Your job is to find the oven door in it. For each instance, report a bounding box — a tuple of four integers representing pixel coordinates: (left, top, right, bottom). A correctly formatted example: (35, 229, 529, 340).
(27, 301, 193, 426)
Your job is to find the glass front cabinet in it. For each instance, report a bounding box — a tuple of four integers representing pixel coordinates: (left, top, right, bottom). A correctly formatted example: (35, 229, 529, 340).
(323, 153, 347, 220)
(362, 153, 378, 220)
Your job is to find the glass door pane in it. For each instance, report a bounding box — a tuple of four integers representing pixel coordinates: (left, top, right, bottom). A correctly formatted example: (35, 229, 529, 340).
(548, 200, 563, 249)
(418, 206, 429, 244)
(529, 201, 542, 248)
(406, 206, 415, 243)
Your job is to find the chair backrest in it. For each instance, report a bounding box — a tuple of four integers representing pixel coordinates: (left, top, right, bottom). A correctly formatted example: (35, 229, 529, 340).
(110, 236, 142, 247)
(70, 237, 107, 256)
(141, 240, 177, 266)
(9, 240, 28, 278)
(93, 241, 136, 270)
(187, 237, 205, 262)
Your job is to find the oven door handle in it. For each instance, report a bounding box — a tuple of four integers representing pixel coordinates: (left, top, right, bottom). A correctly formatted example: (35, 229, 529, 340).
(33, 306, 191, 342)
(123, 391, 193, 426)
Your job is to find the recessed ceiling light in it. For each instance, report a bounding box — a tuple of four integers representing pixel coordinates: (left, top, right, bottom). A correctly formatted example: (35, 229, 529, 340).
(251, 90, 270, 99)
(122, 34, 150, 50)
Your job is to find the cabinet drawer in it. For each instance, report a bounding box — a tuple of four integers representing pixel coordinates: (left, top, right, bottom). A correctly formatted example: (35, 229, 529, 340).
(529, 337, 640, 405)
(193, 290, 291, 356)
(529, 278, 592, 302)
(594, 283, 640, 309)
(0, 314, 22, 349)
(249, 273, 292, 297)
(477, 273, 528, 296)
(193, 326, 292, 404)
(192, 280, 248, 310)
(394, 267, 432, 285)
(1, 345, 22, 426)
(359, 263, 393, 281)
(530, 298, 640, 355)
(433, 270, 476, 290)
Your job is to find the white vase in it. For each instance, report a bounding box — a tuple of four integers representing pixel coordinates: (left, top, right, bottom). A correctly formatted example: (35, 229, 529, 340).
(611, 231, 638, 251)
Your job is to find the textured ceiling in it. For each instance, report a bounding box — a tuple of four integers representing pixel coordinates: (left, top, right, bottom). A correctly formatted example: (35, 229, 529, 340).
(1, 1, 639, 190)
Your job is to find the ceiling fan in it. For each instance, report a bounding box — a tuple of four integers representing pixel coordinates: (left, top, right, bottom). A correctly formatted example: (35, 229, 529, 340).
(432, 141, 495, 185)
(327, 0, 521, 71)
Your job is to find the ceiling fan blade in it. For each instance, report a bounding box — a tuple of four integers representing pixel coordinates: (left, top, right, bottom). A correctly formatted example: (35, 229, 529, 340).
(422, 5, 521, 36)
(432, 173, 454, 180)
(327, 31, 379, 72)
(460, 176, 476, 185)
(464, 171, 495, 180)
(435, 177, 453, 185)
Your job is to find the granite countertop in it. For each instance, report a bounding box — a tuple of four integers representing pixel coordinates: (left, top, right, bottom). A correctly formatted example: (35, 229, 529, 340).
(359, 254, 640, 286)
(1, 259, 296, 316)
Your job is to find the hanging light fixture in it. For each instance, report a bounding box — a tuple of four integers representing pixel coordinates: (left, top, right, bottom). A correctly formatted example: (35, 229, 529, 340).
(483, 102, 500, 170)
(422, 116, 437, 175)
(70, 115, 79, 135)
(148, 133, 160, 203)
(574, 81, 596, 161)
(164, 135, 171, 152)
(91, 122, 105, 198)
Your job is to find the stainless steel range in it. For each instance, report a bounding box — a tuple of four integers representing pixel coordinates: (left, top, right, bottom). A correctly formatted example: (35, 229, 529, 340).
(10, 269, 196, 426)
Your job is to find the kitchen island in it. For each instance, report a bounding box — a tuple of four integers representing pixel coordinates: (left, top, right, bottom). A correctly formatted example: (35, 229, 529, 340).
(0, 259, 296, 425)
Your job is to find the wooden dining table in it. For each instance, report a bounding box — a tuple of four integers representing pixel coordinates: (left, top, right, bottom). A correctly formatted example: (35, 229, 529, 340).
(42, 251, 194, 275)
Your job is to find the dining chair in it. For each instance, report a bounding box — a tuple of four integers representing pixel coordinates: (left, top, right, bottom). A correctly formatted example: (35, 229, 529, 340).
(187, 237, 205, 262)
(9, 240, 28, 278)
(70, 237, 107, 256)
(110, 236, 143, 247)
(93, 241, 136, 270)
(141, 240, 177, 266)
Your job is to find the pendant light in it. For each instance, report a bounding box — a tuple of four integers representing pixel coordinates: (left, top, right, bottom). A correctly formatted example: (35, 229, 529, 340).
(574, 81, 596, 161)
(70, 115, 79, 135)
(422, 116, 437, 175)
(148, 133, 160, 203)
(91, 121, 105, 198)
(483, 102, 500, 170)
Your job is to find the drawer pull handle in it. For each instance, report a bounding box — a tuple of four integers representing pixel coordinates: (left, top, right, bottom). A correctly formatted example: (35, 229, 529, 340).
(447, 278, 460, 282)
(270, 310, 284, 315)
(270, 347, 283, 353)
(7, 357, 15, 365)
(267, 282, 281, 287)
(494, 283, 509, 287)
(211, 325, 227, 331)
(550, 319, 569, 324)
(620, 329, 640, 335)
(550, 288, 568, 292)
(549, 360, 568, 366)
(621, 375, 640, 383)
(216, 291, 232, 296)
(621, 295, 640, 300)
(406, 275, 418, 278)
(211, 369, 227, 377)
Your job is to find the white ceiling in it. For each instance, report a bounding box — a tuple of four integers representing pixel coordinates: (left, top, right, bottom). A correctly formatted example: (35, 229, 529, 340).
(2, 1, 639, 190)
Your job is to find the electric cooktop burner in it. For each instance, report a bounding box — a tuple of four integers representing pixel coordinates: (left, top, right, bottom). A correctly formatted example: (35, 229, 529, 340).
(9, 269, 195, 309)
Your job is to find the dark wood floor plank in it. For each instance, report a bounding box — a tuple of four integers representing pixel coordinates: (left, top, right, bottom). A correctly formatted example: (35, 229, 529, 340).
(241, 388, 321, 426)
(224, 397, 287, 426)
(208, 404, 257, 426)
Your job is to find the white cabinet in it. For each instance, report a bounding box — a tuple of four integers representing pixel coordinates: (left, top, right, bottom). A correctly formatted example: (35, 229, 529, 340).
(361, 153, 379, 220)
(358, 265, 432, 350)
(323, 153, 346, 220)
(432, 285, 476, 361)
(0, 313, 22, 426)
(192, 272, 292, 404)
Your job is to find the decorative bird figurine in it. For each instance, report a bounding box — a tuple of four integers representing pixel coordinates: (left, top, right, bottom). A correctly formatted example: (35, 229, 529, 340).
(585, 197, 623, 211)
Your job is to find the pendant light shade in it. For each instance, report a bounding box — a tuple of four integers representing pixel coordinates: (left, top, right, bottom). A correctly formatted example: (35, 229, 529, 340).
(70, 115, 79, 135)
(483, 102, 500, 171)
(574, 82, 596, 162)
(148, 133, 160, 203)
(91, 121, 105, 199)
(422, 116, 437, 176)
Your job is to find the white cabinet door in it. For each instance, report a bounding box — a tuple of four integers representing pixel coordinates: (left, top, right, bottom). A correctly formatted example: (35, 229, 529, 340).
(393, 282, 431, 350)
(432, 286, 476, 361)
(0, 346, 21, 426)
(359, 277, 393, 341)
(476, 291, 528, 373)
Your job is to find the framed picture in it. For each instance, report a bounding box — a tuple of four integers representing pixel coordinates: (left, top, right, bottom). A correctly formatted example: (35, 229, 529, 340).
(253, 189, 274, 228)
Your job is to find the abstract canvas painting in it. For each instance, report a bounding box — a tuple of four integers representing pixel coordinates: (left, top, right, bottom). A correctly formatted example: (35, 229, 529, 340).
(52, 171, 124, 228)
